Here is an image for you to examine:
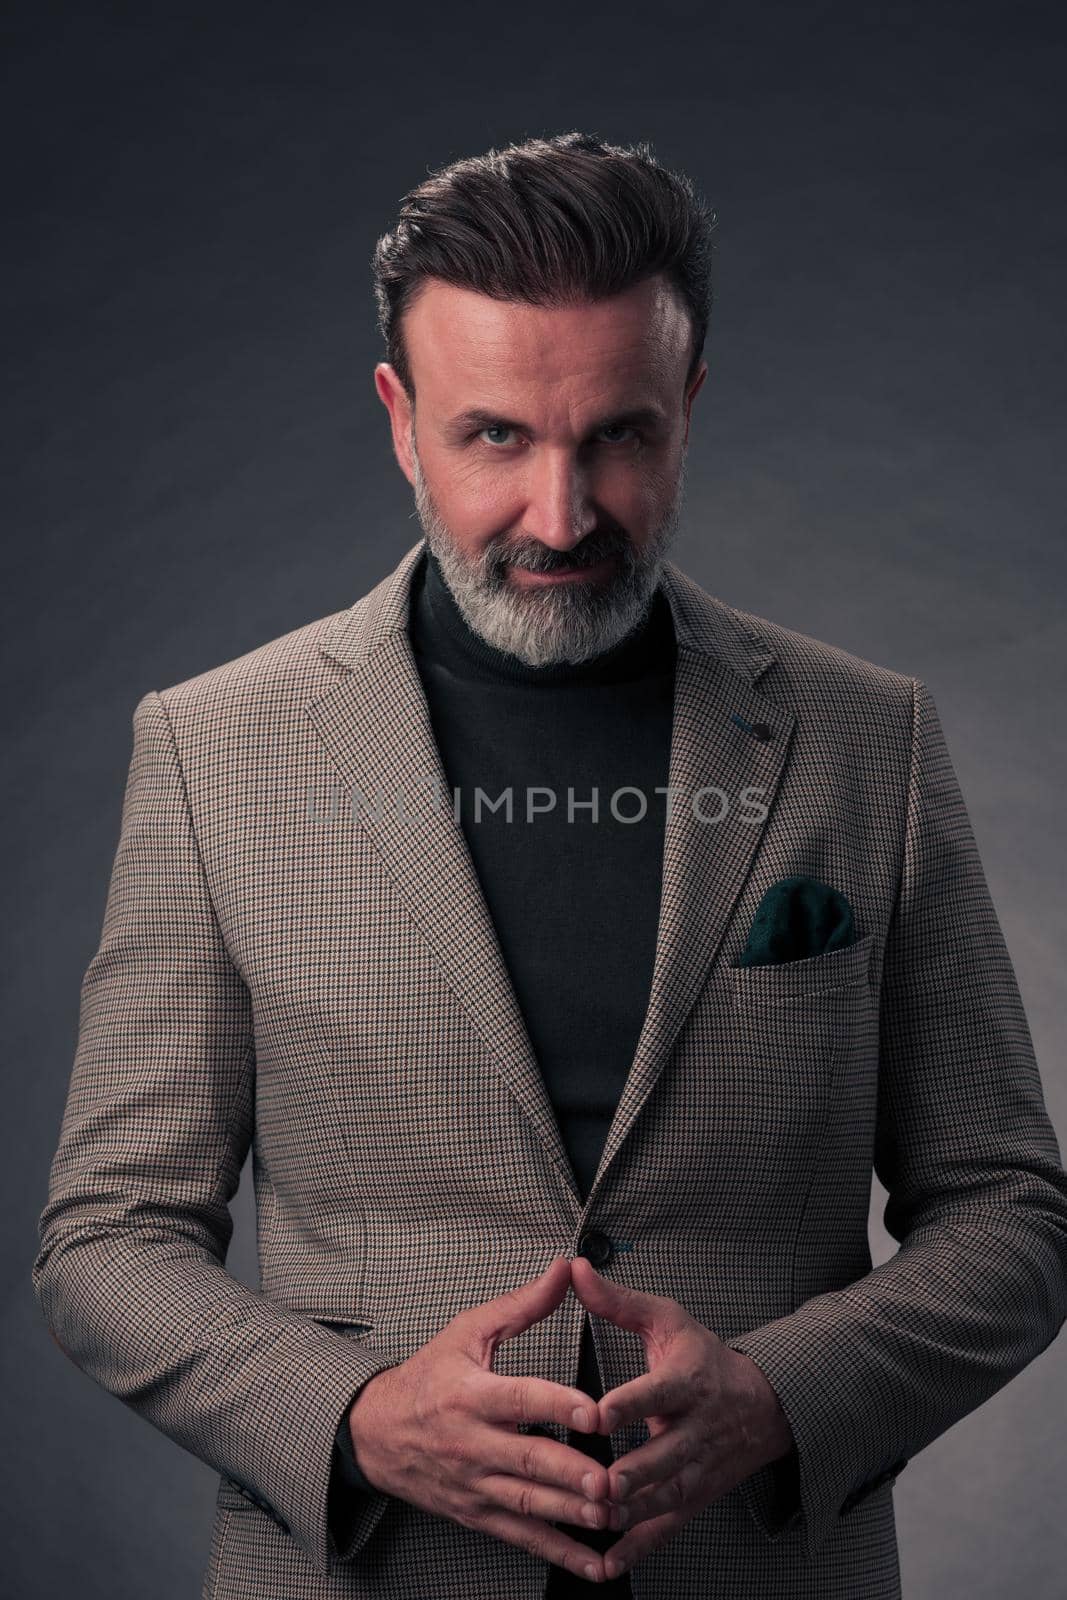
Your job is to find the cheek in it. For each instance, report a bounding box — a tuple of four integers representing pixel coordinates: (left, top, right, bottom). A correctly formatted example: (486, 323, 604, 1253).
(439, 468, 522, 538)
(634, 450, 680, 510)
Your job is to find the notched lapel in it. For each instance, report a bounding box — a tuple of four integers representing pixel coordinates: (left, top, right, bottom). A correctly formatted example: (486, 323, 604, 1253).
(590, 643, 795, 1198)
(305, 635, 579, 1193)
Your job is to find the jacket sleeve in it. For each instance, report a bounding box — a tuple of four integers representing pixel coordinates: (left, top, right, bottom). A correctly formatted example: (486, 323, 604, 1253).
(726, 675, 1067, 1560)
(31, 689, 402, 1578)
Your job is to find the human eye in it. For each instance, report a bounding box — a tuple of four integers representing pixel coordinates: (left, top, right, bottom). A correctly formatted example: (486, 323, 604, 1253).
(475, 423, 519, 448)
(469, 421, 642, 450)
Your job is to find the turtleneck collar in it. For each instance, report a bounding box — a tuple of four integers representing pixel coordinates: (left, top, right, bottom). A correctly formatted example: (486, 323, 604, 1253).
(409, 545, 676, 686)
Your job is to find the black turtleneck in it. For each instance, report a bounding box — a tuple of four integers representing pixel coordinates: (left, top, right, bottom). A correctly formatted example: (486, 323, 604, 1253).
(330, 545, 678, 1589)
(408, 547, 678, 1198)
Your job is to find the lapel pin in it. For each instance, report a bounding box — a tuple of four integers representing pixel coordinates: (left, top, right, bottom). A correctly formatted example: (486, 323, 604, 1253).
(730, 713, 773, 741)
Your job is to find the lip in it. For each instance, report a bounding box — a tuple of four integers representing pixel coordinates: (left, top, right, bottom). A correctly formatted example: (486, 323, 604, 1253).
(508, 555, 617, 586)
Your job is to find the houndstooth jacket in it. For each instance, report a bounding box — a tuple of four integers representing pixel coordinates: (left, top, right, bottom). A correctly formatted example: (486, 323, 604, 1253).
(33, 537, 1067, 1599)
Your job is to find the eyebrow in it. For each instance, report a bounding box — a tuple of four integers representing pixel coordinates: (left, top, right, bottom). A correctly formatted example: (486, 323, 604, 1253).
(442, 404, 669, 441)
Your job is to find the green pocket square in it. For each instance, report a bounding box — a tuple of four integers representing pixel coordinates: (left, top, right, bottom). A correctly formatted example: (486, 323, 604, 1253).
(737, 875, 856, 968)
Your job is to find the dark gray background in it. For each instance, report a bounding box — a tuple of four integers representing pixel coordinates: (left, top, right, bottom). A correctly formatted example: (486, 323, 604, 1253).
(7, 2, 1065, 1595)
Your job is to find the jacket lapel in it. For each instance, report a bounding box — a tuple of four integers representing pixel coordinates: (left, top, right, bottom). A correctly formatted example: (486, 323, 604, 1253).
(306, 540, 795, 1211)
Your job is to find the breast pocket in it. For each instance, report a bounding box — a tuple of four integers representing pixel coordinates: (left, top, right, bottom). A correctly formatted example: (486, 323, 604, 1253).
(699, 931, 878, 1217)
(726, 931, 876, 1104)
(727, 929, 875, 1002)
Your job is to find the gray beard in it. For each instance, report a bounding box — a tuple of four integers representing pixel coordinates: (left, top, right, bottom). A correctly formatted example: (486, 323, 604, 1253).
(410, 445, 687, 668)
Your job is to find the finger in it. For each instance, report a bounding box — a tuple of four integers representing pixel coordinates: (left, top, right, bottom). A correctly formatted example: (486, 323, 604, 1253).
(613, 1455, 708, 1525)
(568, 1256, 665, 1336)
(474, 1469, 631, 1536)
(463, 1258, 573, 1347)
(470, 1504, 609, 1584)
(601, 1507, 687, 1581)
(476, 1422, 617, 1503)
(606, 1422, 696, 1503)
(477, 1371, 602, 1435)
(597, 1372, 685, 1432)
(569, 1258, 692, 1345)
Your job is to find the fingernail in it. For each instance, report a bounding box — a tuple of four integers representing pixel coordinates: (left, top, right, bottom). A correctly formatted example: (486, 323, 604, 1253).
(605, 1556, 623, 1579)
(582, 1472, 596, 1497)
(572, 1406, 591, 1430)
(602, 1407, 618, 1431)
(615, 1472, 630, 1497)
(585, 1563, 600, 1582)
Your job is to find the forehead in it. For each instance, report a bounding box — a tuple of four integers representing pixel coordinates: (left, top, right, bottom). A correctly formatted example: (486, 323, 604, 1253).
(402, 275, 691, 400)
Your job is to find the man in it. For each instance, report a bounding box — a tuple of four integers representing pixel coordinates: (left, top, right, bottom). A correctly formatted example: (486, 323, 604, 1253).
(33, 132, 1067, 1600)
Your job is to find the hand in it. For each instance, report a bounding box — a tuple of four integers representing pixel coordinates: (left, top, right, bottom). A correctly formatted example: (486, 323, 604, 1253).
(569, 1256, 795, 1581)
(346, 1258, 622, 1583)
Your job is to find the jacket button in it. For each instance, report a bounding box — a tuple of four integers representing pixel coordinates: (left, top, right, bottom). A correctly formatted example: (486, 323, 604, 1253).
(576, 1230, 614, 1269)
(750, 721, 773, 741)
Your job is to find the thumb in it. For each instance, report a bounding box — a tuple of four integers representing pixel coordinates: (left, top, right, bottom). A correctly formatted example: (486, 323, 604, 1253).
(569, 1253, 658, 1334)
(466, 1256, 573, 1346)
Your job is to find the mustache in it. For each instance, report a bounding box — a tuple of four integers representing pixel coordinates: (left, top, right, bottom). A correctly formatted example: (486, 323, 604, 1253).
(489, 533, 631, 575)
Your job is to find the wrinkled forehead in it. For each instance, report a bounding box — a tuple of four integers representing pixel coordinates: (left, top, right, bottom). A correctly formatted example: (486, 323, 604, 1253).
(402, 276, 693, 402)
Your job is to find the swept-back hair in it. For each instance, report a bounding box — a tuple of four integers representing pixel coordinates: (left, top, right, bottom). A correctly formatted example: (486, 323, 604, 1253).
(372, 131, 717, 401)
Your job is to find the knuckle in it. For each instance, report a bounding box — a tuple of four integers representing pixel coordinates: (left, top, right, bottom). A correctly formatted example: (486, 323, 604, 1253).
(505, 1377, 530, 1421)
(529, 1531, 552, 1564)
(453, 1368, 483, 1413)
(516, 1480, 537, 1519)
(434, 1432, 468, 1477)
(454, 1480, 489, 1527)
(442, 1372, 469, 1414)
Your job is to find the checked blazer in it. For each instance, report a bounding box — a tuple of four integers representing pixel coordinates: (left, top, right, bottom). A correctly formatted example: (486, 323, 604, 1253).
(33, 537, 1067, 1599)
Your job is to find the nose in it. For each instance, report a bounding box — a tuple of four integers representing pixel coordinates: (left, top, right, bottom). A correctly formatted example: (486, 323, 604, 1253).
(521, 451, 598, 552)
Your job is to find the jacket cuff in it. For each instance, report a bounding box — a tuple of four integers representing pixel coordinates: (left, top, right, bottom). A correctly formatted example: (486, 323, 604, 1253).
(727, 1331, 907, 1559)
(734, 1443, 802, 1543)
(327, 1416, 380, 1555)
(333, 1406, 375, 1491)
(324, 1368, 398, 1567)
